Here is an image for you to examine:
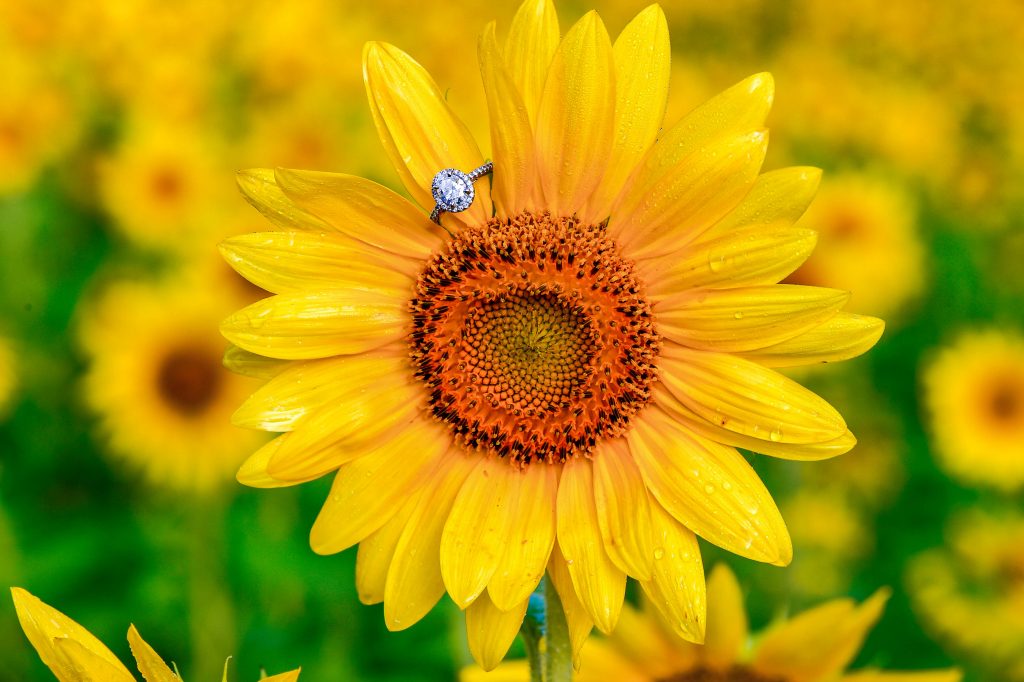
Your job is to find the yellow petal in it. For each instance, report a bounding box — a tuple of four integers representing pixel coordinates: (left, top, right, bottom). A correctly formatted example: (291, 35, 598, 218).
(488, 464, 557, 611)
(657, 285, 849, 353)
(127, 625, 177, 682)
(266, 397, 421, 483)
(53, 638, 137, 682)
(612, 131, 768, 260)
(547, 543, 594, 667)
(505, 0, 559, 124)
(594, 603, 691, 679)
(658, 390, 856, 461)
(622, 73, 773, 193)
(661, 346, 847, 444)
(576, 640, 649, 682)
(441, 458, 522, 608)
(705, 166, 822, 239)
(11, 587, 135, 682)
(236, 435, 319, 489)
(841, 671, 963, 682)
(638, 500, 706, 643)
(592, 439, 655, 580)
(385, 451, 478, 630)
(701, 564, 747, 668)
(223, 345, 289, 381)
(479, 22, 538, 218)
(363, 42, 491, 227)
(609, 71, 773, 231)
(263, 670, 302, 682)
(737, 313, 885, 368)
(753, 588, 890, 682)
(466, 592, 530, 672)
(460, 660, 531, 682)
(274, 168, 444, 259)
(556, 458, 626, 634)
(534, 11, 615, 217)
(232, 351, 407, 432)
(309, 419, 450, 554)
(220, 231, 415, 295)
(356, 491, 421, 605)
(629, 408, 792, 566)
(584, 5, 670, 222)
(220, 288, 406, 360)
(640, 227, 818, 299)
(236, 168, 331, 232)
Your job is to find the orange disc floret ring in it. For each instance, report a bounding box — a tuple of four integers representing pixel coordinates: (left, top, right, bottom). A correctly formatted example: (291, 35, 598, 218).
(429, 161, 494, 224)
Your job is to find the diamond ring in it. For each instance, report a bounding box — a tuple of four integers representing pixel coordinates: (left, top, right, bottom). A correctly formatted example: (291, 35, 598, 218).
(429, 161, 493, 225)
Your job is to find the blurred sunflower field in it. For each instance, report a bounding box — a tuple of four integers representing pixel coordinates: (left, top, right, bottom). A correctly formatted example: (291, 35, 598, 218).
(1, 0, 1023, 680)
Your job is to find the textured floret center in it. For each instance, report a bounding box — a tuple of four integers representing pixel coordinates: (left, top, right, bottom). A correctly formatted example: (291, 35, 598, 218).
(464, 289, 601, 414)
(409, 211, 659, 465)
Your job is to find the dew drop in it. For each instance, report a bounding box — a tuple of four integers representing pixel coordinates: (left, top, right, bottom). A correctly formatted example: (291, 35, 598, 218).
(733, 311, 744, 319)
(653, 547, 665, 560)
(704, 484, 715, 494)
(769, 427, 783, 442)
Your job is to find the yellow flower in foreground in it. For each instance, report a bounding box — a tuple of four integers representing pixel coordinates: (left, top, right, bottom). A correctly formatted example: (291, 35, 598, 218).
(221, 0, 883, 669)
(575, 567, 950, 682)
(465, 565, 961, 682)
(80, 275, 264, 492)
(908, 510, 1024, 681)
(922, 329, 1024, 492)
(787, 172, 925, 320)
(11, 587, 299, 682)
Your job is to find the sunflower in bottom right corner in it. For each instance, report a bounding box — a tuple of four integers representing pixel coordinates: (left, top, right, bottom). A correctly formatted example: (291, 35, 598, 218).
(907, 509, 1024, 682)
(463, 564, 960, 682)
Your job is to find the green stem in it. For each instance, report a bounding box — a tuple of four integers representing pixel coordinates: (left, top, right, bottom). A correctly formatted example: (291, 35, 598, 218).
(521, 576, 573, 682)
(188, 492, 236, 679)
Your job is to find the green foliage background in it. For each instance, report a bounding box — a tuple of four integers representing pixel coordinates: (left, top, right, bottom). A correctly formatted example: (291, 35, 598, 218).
(1, 1, 1022, 680)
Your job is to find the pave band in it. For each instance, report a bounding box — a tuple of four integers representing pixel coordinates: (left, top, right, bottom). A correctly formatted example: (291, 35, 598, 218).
(430, 161, 494, 225)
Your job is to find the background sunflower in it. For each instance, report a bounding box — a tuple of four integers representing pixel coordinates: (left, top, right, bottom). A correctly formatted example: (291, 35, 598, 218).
(0, 0, 1021, 681)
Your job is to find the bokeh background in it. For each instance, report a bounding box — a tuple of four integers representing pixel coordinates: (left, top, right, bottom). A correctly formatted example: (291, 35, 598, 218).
(1, 0, 1023, 680)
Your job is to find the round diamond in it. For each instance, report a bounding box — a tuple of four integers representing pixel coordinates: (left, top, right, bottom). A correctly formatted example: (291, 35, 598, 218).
(431, 169, 475, 213)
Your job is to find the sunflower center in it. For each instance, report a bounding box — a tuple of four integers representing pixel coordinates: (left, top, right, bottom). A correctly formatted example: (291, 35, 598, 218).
(988, 378, 1023, 425)
(150, 167, 184, 203)
(157, 347, 222, 416)
(657, 666, 787, 682)
(409, 211, 659, 465)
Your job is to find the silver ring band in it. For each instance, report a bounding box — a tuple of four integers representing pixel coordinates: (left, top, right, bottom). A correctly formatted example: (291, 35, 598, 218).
(430, 161, 493, 225)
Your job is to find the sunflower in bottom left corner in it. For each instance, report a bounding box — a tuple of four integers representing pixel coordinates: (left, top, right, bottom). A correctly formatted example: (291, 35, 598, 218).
(11, 588, 299, 682)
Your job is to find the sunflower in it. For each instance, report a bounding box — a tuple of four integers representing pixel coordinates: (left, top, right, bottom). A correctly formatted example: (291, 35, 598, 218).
(79, 275, 265, 492)
(908, 510, 1024, 681)
(97, 117, 232, 252)
(11, 587, 299, 681)
(785, 171, 924, 321)
(221, 0, 883, 669)
(463, 564, 961, 682)
(922, 329, 1024, 492)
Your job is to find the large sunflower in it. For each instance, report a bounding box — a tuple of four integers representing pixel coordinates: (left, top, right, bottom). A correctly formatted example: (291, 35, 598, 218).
(221, 0, 883, 669)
